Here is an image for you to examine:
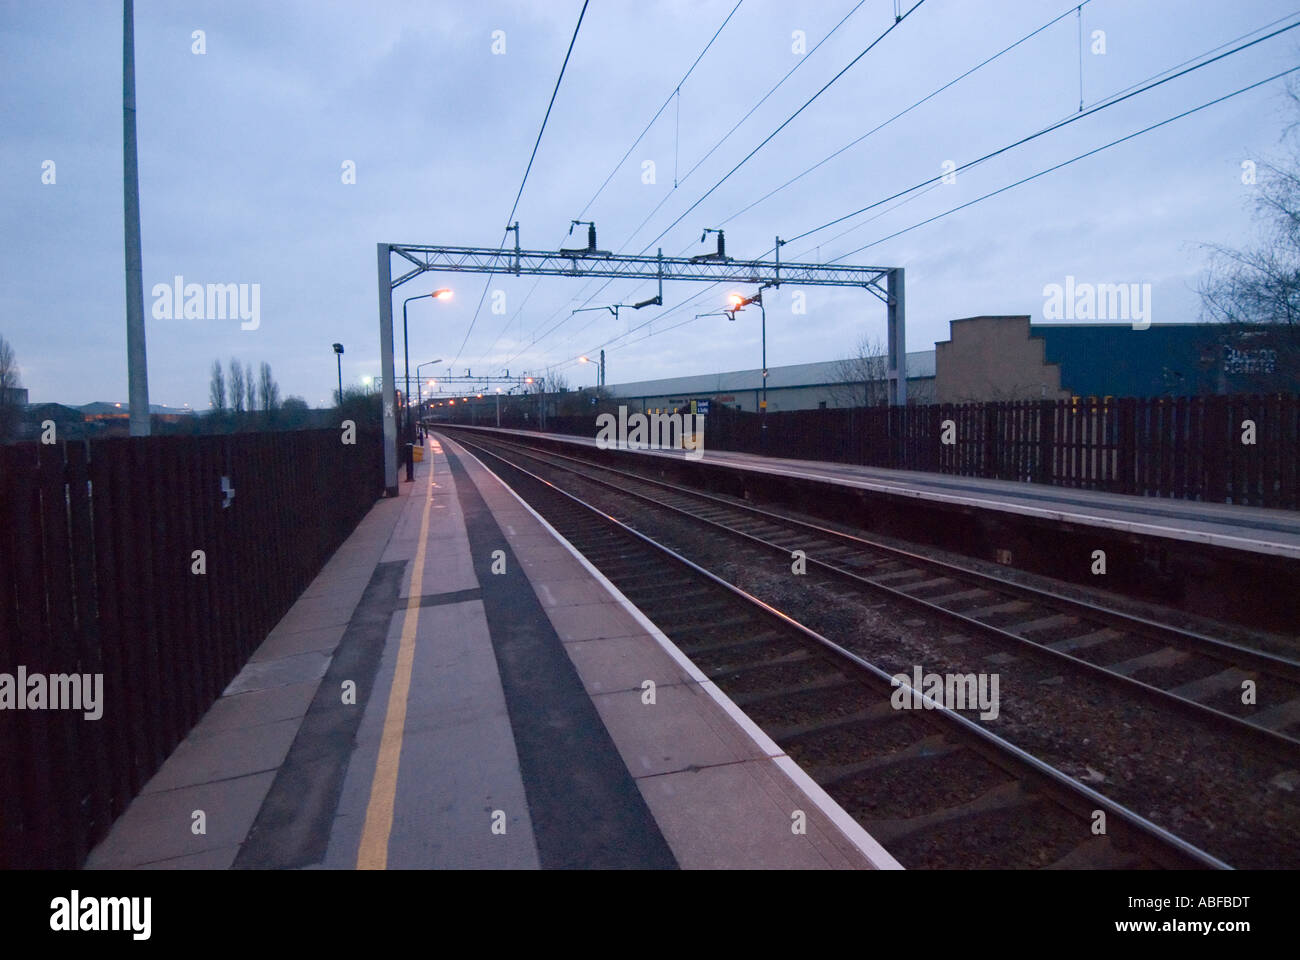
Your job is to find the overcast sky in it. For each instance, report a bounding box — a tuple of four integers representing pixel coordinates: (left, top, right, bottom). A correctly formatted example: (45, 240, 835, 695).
(2, 0, 1297, 409)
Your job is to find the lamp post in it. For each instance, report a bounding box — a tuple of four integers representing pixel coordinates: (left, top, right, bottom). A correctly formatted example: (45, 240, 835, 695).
(578, 350, 605, 389)
(727, 291, 768, 448)
(416, 358, 443, 422)
(332, 343, 344, 406)
(402, 289, 452, 481)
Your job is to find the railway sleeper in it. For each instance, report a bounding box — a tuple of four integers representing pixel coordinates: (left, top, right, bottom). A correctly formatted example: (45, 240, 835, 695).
(854, 779, 1032, 846)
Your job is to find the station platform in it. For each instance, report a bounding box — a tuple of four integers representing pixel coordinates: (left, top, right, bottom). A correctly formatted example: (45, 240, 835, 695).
(84, 432, 896, 870)
(445, 426, 1300, 562)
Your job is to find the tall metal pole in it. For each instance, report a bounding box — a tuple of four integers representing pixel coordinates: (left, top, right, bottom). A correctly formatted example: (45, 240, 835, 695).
(599, 348, 605, 389)
(402, 299, 413, 482)
(336, 353, 343, 406)
(760, 297, 767, 449)
(887, 267, 907, 406)
(123, 0, 150, 436)
(377, 245, 398, 496)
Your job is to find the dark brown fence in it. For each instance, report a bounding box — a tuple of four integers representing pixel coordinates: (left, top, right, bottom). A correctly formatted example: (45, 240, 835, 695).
(446, 393, 1299, 509)
(0, 428, 383, 868)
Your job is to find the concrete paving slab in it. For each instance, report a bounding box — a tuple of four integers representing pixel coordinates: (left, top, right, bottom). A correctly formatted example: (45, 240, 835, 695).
(530, 577, 614, 609)
(590, 681, 770, 778)
(563, 633, 696, 694)
(299, 572, 373, 602)
(135, 845, 241, 870)
(224, 650, 331, 695)
(321, 584, 539, 869)
(636, 759, 854, 869)
(188, 680, 321, 739)
(397, 552, 480, 598)
(544, 600, 648, 642)
(251, 623, 347, 662)
(85, 771, 276, 869)
(515, 552, 592, 581)
(270, 593, 361, 636)
(142, 717, 300, 794)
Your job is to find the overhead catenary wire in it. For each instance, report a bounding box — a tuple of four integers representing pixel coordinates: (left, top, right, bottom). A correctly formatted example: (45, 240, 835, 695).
(662, 5, 1300, 334)
(790, 5, 1300, 259)
(560, 62, 1300, 375)
(717, 0, 1091, 230)
(785, 17, 1300, 246)
(827, 64, 1300, 262)
(586, 0, 874, 277)
(634, 0, 928, 258)
(473, 0, 745, 371)
(504, 0, 920, 367)
(519, 12, 1300, 380)
(574, 0, 745, 222)
(541, 0, 1080, 364)
(449, 0, 590, 369)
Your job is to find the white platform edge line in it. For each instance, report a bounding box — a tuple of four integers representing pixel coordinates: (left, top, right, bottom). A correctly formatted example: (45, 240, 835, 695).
(443, 434, 903, 871)
(455, 425, 1297, 560)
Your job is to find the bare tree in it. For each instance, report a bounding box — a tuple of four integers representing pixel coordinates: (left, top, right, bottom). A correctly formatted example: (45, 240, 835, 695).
(209, 359, 226, 411)
(827, 331, 890, 408)
(543, 367, 569, 394)
(0, 336, 20, 398)
(1198, 80, 1300, 390)
(244, 361, 257, 412)
(258, 361, 280, 413)
(0, 335, 21, 441)
(229, 358, 246, 413)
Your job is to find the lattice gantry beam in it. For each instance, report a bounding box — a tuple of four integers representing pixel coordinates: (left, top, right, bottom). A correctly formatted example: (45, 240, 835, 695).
(387, 243, 893, 290)
(376, 240, 904, 495)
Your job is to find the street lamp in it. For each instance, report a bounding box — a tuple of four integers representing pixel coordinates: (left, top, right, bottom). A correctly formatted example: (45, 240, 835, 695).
(332, 343, 344, 406)
(402, 289, 452, 481)
(727, 290, 768, 446)
(578, 350, 606, 389)
(416, 358, 442, 422)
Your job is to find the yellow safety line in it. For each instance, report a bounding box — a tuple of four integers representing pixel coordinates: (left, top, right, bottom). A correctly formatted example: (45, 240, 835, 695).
(356, 438, 436, 869)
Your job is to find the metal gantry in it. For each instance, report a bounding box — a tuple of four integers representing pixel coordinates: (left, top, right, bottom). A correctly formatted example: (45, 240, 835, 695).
(419, 374, 547, 431)
(377, 230, 904, 495)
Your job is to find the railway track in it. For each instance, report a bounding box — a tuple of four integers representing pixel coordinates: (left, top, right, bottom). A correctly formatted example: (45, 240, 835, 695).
(453, 431, 1300, 757)
(448, 432, 1230, 870)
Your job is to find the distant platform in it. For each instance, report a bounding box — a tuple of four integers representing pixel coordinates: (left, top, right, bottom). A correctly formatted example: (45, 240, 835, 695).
(441, 425, 1300, 563)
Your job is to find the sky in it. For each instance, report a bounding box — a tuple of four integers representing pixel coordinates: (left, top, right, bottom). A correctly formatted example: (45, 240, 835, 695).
(1, 0, 1297, 409)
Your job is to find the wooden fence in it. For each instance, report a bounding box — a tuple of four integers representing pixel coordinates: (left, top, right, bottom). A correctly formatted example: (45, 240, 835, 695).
(452, 393, 1299, 509)
(0, 428, 383, 868)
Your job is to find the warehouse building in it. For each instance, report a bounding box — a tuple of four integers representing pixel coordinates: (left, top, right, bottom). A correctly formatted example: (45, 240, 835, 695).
(604, 351, 936, 413)
(935, 316, 1297, 402)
